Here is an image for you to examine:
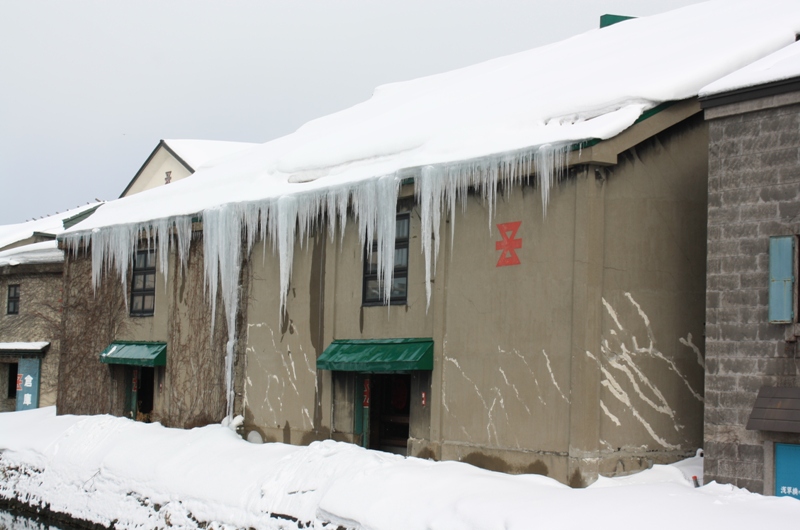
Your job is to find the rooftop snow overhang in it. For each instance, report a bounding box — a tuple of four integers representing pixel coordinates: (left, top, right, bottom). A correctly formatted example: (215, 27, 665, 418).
(0, 342, 50, 357)
(747, 386, 800, 433)
(100, 341, 167, 367)
(317, 338, 433, 372)
(566, 98, 701, 167)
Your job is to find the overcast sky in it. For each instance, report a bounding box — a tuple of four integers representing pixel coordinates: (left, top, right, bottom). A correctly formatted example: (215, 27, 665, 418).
(0, 0, 705, 225)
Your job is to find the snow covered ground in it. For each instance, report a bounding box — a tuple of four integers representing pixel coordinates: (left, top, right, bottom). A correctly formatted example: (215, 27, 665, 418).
(1, 408, 799, 529)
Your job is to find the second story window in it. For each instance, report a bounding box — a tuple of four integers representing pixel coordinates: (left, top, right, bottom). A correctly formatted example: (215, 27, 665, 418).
(7, 285, 20, 315)
(131, 250, 156, 316)
(363, 214, 409, 305)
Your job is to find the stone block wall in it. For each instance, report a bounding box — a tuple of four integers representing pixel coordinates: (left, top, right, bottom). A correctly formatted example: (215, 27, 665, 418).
(705, 96, 800, 493)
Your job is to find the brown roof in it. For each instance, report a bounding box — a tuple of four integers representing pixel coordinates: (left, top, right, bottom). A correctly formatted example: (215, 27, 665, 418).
(747, 386, 800, 433)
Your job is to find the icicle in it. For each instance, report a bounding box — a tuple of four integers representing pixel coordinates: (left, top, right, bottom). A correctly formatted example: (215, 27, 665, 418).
(203, 205, 244, 420)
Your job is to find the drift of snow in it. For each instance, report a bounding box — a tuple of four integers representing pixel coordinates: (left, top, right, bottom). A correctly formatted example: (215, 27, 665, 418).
(58, 0, 800, 419)
(1, 408, 799, 530)
(701, 39, 800, 96)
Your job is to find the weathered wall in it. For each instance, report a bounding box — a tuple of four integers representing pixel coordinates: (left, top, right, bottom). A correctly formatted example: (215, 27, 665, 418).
(704, 96, 800, 493)
(0, 264, 63, 412)
(57, 238, 231, 427)
(241, 114, 708, 486)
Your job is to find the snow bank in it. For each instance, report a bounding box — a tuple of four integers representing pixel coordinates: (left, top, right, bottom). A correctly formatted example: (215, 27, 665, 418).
(0, 241, 63, 267)
(57, 0, 800, 419)
(1, 408, 799, 530)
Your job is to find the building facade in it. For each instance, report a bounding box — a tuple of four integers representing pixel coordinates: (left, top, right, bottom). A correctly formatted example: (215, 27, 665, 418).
(702, 60, 800, 496)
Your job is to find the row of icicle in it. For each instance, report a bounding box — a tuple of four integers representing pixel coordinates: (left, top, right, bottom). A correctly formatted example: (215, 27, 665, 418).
(61, 143, 572, 420)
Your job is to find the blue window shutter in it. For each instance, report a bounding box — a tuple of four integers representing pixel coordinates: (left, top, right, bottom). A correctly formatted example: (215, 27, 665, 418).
(769, 236, 795, 323)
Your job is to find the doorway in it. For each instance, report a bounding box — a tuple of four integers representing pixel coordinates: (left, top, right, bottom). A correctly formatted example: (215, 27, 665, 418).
(125, 366, 155, 421)
(367, 373, 410, 455)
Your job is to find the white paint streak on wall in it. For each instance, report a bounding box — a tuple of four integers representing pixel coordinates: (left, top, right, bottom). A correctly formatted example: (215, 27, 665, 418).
(630, 337, 703, 403)
(498, 367, 531, 415)
(679, 333, 705, 368)
(542, 349, 569, 403)
(588, 350, 681, 450)
(600, 401, 621, 427)
(510, 349, 545, 405)
(602, 297, 624, 331)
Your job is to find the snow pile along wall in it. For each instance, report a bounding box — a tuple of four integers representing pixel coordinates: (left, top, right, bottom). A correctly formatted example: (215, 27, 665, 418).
(2, 408, 800, 530)
(59, 0, 800, 418)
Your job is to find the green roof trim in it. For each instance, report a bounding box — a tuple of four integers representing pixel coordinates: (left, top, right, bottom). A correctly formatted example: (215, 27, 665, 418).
(62, 204, 102, 230)
(317, 338, 433, 372)
(100, 341, 166, 367)
(600, 14, 635, 28)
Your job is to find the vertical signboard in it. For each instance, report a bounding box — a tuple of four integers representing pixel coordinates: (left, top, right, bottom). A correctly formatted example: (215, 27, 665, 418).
(775, 443, 800, 499)
(15, 358, 41, 411)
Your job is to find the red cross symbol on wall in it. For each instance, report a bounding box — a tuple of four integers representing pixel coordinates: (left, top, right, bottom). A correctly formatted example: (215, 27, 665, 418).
(496, 221, 522, 267)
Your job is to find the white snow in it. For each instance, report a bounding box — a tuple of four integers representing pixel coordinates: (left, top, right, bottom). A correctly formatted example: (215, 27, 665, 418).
(0, 241, 63, 267)
(163, 139, 259, 171)
(0, 203, 101, 251)
(1, 408, 798, 530)
(701, 39, 800, 97)
(57, 0, 800, 419)
(0, 342, 49, 353)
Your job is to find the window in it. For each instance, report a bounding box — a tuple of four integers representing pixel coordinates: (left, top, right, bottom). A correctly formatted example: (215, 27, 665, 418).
(363, 214, 409, 305)
(7, 284, 19, 315)
(131, 250, 156, 316)
(769, 236, 796, 323)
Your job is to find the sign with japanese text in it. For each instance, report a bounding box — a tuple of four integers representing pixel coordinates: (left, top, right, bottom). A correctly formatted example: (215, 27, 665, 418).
(776, 443, 800, 499)
(15, 358, 40, 412)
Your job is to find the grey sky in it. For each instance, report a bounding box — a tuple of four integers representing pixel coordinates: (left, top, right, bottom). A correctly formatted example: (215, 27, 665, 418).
(0, 0, 703, 225)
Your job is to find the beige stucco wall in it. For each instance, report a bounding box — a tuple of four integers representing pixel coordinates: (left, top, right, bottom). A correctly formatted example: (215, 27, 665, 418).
(0, 263, 63, 412)
(241, 114, 708, 486)
(123, 146, 193, 197)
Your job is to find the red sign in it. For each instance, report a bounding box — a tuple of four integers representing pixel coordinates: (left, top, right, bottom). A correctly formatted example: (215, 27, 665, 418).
(16, 374, 22, 392)
(496, 221, 522, 267)
(363, 379, 371, 408)
(132, 369, 138, 392)
(421, 391, 427, 407)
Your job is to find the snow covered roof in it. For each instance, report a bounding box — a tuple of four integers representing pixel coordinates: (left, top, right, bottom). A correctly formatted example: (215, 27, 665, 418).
(65, 0, 800, 235)
(0, 342, 49, 353)
(0, 202, 102, 250)
(162, 139, 259, 171)
(701, 39, 800, 97)
(0, 240, 63, 267)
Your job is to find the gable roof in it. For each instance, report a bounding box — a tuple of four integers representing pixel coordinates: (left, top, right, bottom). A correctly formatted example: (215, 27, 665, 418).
(119, 139, 259, 198)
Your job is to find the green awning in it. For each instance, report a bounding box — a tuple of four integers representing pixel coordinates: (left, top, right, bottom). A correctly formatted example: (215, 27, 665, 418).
(99, 341, 166, 367)
(317, 338, 433, 372)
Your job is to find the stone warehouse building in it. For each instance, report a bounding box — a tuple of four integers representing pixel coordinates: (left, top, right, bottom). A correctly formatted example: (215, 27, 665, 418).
(54, 3, 800, 487)
(0, 205, 100, 413)
(701, 40, 800, 497)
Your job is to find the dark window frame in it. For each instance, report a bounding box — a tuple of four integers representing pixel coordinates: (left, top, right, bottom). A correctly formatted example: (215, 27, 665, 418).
(130, 249, 156, 317)
(362, 213, 410, 306)
(7, 284, 20, 315)
(6, 362, 18, 399)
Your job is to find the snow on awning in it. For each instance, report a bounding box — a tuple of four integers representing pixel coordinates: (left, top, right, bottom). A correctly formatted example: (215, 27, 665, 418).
(0, 342, 50, 356)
